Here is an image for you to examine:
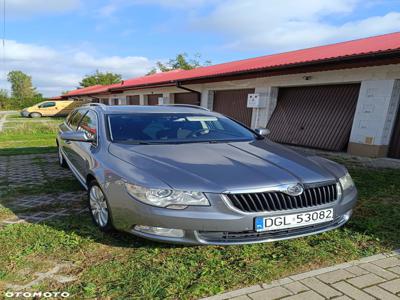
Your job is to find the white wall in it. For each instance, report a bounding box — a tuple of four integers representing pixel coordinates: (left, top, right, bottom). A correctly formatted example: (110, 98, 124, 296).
(349, 79, 400, 146)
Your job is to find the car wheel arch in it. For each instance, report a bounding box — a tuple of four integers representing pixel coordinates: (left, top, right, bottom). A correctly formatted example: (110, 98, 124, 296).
(29, 112, 42, 118)
(86, 174, 97, 187)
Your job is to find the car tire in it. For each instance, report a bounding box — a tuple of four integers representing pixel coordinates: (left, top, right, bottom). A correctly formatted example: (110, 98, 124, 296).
(88, 180, 115, 232)
(57, 144, 69, 168)
(29, 112, 42, 118)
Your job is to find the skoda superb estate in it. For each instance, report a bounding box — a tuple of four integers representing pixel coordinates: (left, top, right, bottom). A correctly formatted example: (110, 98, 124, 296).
(56, 103, 357, 245)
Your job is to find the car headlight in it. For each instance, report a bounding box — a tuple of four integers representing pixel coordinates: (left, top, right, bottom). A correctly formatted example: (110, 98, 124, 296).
(125, 183, 209, 209)
(339, 172, 354, 191)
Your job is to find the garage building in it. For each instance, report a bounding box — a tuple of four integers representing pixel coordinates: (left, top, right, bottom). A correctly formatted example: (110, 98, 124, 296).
(61, 32, 400, 159)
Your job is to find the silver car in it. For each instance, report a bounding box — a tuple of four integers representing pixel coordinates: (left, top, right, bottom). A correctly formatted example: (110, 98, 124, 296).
(56, 103, 357, 245)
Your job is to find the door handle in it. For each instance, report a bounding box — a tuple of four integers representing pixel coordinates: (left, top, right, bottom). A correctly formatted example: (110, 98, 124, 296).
(65, 141, 71, 144)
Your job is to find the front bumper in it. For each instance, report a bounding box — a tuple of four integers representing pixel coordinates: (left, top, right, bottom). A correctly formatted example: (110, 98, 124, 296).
(20, 110, 30, 117)
(106, 182, 358, 245)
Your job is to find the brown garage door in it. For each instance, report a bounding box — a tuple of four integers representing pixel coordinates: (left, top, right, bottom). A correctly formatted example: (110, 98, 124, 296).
(213, 89, 254, 126)
(267, 84, 360, 151)
(147, 94, 162, 105)
(175, 92, 200, 106)
(127, 95, 140, 105)
(388, 108, 400, 158)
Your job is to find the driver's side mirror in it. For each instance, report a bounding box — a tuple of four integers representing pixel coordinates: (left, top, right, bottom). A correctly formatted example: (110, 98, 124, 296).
(255, 128, 270, 136)
(60, 131, 95, 143)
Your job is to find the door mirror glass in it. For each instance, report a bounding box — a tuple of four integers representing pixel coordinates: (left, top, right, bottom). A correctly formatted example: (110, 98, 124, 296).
(60, 131, 95, 143)
(255, 128, 270, 136)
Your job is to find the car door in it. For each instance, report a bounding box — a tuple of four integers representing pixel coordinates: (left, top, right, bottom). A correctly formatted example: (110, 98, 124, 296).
(38, 101, 57, 116)
(62, 109, 87, 173)
(73, 110, 99, 177)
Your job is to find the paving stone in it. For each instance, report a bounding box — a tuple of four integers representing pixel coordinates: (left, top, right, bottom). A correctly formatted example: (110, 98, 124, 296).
(6, 262, 76, 290)
(283, 281, 309, 294)
(346, 273, 385, 288)
(372, 257, 400, 269)
(317, 269, 355, 284)
(214, 285, 263, 299)
(300, 277, 342, 298)
(249, 287, 292, 300)
(387, 266, 400, 275)
(261, 277, 293, 289)
(379, 278, 400, 294)
(332, 296, 352, 300)
(359, 263, 398, 280)
(290, 265, 339, 281)
(332, 281, 376, 300)
(282, 290, 324, 300)
(230, 296, 251, 300)
(345, 265, 369, 276)
(364, 286, 400, 300)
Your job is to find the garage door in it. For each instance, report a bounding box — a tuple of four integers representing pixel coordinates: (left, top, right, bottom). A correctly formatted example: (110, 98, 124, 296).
(127, 95, 140, 105)
(213, 89, 254, 126)
(388, 108, 400, 158)
(175, 92, 199, 106)
(147, 94, 162, 105)
(267, 84, 360, 151)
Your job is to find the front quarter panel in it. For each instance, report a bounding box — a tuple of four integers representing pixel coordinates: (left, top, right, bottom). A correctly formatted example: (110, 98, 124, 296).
(96, 151, 174, 230)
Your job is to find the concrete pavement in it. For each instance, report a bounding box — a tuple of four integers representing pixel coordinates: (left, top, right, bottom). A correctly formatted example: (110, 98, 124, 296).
(202, 250, 400, 300)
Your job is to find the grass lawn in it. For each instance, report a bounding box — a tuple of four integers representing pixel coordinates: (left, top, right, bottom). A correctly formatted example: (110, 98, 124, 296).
(0, 114, 62, 155)
(0, 115, 399, 299)
(0, 170, 399, 298)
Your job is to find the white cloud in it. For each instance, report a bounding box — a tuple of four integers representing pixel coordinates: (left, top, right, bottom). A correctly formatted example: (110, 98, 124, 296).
(96, 0, 213, 18)
(193, 0, 400, 51)
(0, 40, 154, 96)
(6, 0, 81, 18)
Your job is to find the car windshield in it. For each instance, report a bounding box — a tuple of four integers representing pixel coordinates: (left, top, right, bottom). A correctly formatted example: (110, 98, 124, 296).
(108, 113, 256, 144)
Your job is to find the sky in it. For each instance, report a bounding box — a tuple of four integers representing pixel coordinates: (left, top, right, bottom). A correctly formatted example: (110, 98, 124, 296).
(0, 0, 400, 97)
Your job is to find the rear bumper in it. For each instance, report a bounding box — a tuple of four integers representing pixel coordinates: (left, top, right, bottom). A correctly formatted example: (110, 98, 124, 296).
(106, 182, 358, 245)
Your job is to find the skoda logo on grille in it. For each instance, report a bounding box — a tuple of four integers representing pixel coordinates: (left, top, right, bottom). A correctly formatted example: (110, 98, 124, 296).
(286, 184, 304, 196)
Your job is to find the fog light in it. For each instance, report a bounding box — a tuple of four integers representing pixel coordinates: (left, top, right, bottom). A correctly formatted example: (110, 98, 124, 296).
(134, 225, 184, 238)
(343, 209, 352, 221)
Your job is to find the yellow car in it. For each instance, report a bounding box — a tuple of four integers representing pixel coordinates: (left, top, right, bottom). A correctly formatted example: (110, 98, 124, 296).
(21, 100, 86, 118)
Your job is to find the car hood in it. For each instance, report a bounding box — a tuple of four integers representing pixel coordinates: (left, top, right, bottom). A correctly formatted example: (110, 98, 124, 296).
(108, 140, 338, 193)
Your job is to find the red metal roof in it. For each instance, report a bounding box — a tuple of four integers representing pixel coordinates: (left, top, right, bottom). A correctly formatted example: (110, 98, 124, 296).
(63, 32, 400, 96)
(49, 96, 63, 100)
(62, 83, 125, 97)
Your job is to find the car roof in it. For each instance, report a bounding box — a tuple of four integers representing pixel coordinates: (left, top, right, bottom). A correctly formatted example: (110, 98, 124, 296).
(84, 105, 220, 116)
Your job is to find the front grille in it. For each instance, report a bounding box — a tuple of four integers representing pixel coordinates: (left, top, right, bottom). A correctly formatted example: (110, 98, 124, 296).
(226, 183, 337, 213)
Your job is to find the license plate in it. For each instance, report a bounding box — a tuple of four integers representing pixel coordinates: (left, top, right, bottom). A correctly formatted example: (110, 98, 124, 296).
(255, 208, 334, 232)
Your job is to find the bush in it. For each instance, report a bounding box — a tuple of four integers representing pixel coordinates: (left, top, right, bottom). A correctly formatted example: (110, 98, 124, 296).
(0, 96, 44, 110)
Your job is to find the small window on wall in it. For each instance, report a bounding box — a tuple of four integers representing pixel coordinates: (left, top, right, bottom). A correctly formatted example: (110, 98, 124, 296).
(100, 98, 109, 105)
(112, 98, 119, 105)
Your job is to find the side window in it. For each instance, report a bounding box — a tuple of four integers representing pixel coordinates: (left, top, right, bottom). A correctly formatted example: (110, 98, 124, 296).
(78, 111, 98, 140)
(66, 111, 77, 126)
(39, 102, 56, 108)
(69, 110, 86, 130)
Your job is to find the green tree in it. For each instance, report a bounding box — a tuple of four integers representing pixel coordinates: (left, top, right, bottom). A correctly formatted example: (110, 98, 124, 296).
(79, 70, 122, 88)
(0, 89, 8, 109)
(147, 53, 211, 75)
(7, 70, 37, 100)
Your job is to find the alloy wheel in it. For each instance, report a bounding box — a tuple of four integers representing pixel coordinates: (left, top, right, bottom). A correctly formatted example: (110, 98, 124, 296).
(89, 185, 109, 227)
